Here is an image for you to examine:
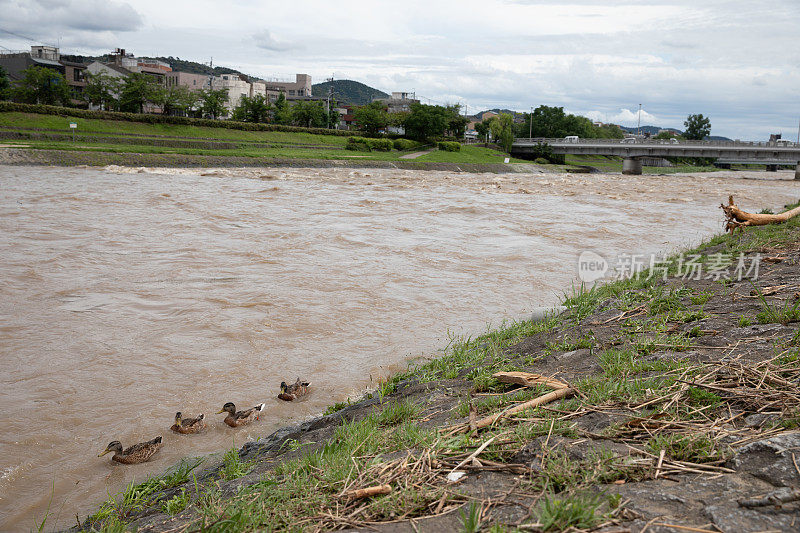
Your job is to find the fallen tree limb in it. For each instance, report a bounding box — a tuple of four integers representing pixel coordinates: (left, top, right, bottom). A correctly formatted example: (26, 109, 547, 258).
(492, 371, 568, 390)
(343, 485, 392, 501)
(474, 387, 573, 430)
(721, 195, 800, 233)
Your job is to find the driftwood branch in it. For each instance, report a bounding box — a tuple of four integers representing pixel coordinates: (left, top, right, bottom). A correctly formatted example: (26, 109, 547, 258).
(492, 371, 568, 390)
(474, 387, 573, 429)
(343, 485, 392, 501)
(721, 195, 800, 234)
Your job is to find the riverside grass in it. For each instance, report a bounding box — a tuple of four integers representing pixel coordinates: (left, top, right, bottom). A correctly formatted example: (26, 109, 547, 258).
(76, 202, 800, 532)
(0, 111, 532, 165)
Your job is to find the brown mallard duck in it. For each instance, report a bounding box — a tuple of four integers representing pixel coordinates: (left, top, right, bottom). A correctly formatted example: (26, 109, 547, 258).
(98, 436, 163, 464)
(170, 412, 206, 434)
(217, 402, 265, 427)
(278, 378, 310, 401)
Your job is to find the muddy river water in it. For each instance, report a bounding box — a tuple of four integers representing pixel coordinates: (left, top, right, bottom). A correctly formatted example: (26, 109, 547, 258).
(0, 164, 798, 530)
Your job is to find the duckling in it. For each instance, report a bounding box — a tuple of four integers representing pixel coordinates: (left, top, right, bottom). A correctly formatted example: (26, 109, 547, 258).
(170, 412, 206, 434)
(217, 402, 265, 427)
(98, 436, 163, 464)
(278, 378, 311, 401)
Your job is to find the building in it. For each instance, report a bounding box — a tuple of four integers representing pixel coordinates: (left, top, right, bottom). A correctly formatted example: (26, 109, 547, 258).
(0, 45, 87, 105)
(164, 71, 210, 91)
(260, 74, 312, 99)
(373, 91, 419, 114)
(211, 73, 251, 114)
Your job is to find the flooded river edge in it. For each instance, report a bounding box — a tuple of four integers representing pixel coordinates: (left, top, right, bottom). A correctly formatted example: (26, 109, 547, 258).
(0, 164, 798, 530)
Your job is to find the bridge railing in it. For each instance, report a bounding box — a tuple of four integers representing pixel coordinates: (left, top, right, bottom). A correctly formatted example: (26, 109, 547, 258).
(514, 137, 798, 148)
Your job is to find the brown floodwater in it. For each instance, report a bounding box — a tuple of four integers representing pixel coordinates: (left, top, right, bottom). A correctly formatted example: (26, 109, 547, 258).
(0, 164, 798, 531)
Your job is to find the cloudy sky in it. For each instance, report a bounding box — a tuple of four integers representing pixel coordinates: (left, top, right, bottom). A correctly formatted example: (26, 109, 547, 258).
(1, 0, 798, 140)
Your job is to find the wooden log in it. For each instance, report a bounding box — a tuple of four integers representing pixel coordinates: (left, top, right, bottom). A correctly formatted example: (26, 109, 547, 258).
(492, 371, 568, 390)
(343, 484, 392, 500)
(721, 195, 800, 233)
(474, 387, 573, 429)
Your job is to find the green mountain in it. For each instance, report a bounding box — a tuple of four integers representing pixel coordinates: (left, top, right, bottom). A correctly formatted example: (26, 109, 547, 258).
(312, 80, 389, 106)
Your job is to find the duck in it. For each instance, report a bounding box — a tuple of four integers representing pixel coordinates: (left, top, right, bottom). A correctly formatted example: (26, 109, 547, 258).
(278, 378, 311, 401)
(98, 436, 163, 464)
(217, 402, 265, 427)
(170, 412, 206, 434)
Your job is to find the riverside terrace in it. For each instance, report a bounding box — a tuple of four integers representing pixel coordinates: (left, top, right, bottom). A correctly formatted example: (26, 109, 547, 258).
(511, 137, 800, 176)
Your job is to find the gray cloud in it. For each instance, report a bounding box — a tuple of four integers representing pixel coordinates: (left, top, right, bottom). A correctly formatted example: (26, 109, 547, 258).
(252, 30, 299, 53)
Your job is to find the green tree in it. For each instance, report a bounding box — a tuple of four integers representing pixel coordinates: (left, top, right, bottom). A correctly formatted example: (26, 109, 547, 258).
(487, 113, 514, 152)
(353, 101, 389, 136)
(231, 93, 271, 122)
(446, 105, 469, 139)
(272, 92, 292, 125)
(118, 73, 156, 113)
(0, 66, 10, 100)
(683, 113, 711, 140)
(149, 84, 194, 115)
(83, 71, 121, 110)
(518, 105, 612, 139)
(403, 103, 467, 140)
(474, 120, 490, 142)
(199, 87, 229, 119)
(11, 66, 70, 105)
(654, 130, 677, 140)
(177, 88, 201, 117)
(291, 100, 327, 128)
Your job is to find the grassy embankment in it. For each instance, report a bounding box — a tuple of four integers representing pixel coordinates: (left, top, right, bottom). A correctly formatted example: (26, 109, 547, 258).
(68, 201, 800, 533)
(0, 112, 530, 165)
(563, 154, 720, 174)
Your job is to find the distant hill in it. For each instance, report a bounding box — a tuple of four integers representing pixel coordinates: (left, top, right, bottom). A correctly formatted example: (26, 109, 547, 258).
(619, 125, 731, 141)
(312, 80, 388, 106)
(149, 57, 244, 77)
(473, 109, 520, 120)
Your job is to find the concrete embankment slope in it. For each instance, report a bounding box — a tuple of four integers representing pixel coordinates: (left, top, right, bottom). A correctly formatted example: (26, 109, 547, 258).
(78, 202, 800, 532)
(0, 147, 546, 174)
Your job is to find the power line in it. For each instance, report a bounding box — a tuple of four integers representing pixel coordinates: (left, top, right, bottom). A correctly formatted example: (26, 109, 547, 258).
(0, 27, 55, 47)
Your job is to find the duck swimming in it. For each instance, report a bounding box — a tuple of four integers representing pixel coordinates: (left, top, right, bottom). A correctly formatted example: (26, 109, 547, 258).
(217, 402, 265, 427)
(170, 412, 206, 434)
(278, 378, 310, 401)
(98, 436, 163, 464)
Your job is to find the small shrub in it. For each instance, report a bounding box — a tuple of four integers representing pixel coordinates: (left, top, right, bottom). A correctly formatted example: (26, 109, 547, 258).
(346, 136, 372, 151)
(393, 138, 419, 151)
(437, 141, 461, 152)
(368, 138, 393, 151)
(534, 157, 549, 164)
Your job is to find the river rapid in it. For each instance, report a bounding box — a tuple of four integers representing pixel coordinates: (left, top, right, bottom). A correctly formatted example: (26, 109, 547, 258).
(0, 164, 797, 530)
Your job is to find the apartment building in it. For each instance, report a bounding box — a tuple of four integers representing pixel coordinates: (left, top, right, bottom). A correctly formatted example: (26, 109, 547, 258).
(0, 45, 87, 104)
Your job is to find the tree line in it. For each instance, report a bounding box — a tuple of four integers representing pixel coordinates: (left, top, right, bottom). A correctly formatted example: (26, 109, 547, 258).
(0, 66, 713, 144)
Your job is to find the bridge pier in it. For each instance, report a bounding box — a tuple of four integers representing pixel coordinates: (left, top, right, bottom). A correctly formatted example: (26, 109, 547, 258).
(622, 157, 642, 175)
(795, 162, 800, 180)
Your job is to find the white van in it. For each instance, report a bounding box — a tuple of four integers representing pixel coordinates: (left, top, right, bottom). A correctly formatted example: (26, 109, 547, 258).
(564, 136, 579, 143)
(776, 139, 794, 147)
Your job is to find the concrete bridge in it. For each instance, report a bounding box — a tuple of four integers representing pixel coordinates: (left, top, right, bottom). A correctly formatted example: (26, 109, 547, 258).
(511, 137, 800, 177)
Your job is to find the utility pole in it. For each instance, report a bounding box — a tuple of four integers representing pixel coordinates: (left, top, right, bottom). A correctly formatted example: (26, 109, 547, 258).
(529, 106, 533, 139)
(637, 103, 642, 136)
(326, 75, 334, 128)
(797, 116, 799, 144)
